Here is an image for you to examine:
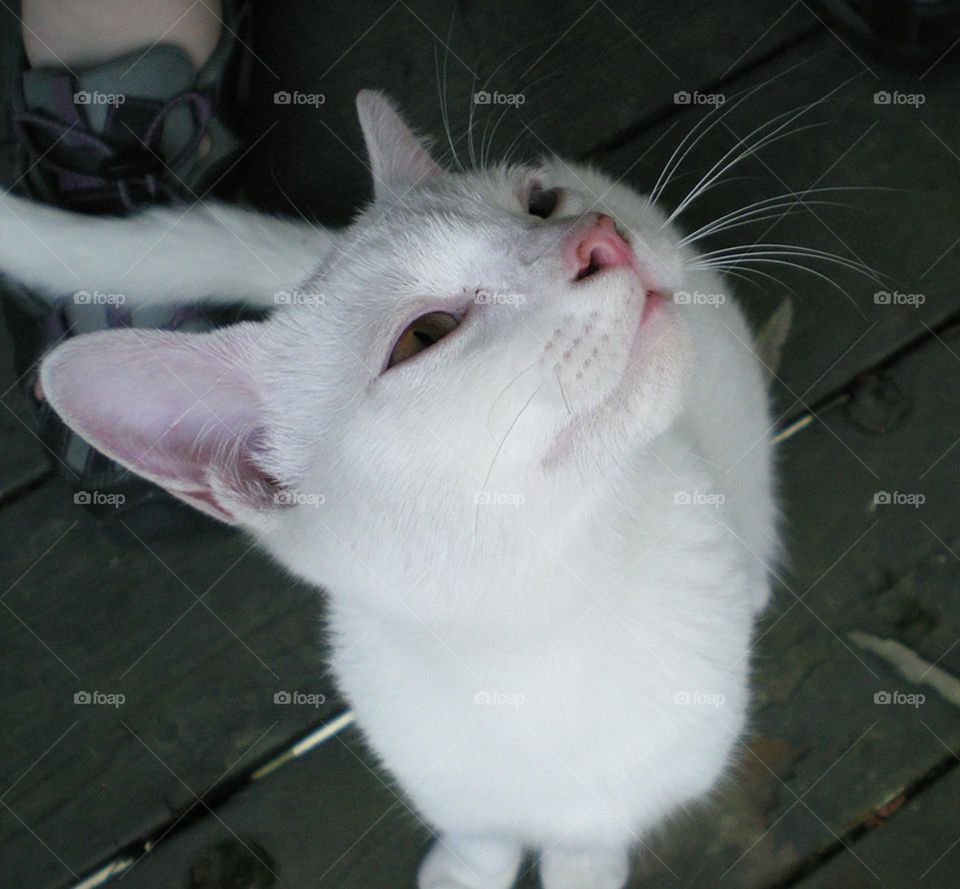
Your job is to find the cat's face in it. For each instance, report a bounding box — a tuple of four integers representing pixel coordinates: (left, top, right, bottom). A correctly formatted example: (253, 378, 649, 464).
(40, 92, 698, 601)
(273, 107, 692, 516)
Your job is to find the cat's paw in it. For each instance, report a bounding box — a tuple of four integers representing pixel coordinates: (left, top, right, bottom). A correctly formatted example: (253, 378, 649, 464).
(539, 845, 630, 889)
(418, 835, 522, 889)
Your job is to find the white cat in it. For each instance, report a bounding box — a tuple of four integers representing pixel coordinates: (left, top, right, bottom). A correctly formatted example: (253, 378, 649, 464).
(1, 92, 779, 889)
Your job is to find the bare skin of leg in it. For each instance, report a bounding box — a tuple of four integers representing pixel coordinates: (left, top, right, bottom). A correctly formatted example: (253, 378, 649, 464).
(22, 0, 223, 70)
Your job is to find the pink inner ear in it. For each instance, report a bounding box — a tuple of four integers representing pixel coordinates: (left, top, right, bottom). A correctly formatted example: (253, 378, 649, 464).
(40, 325, 279, 524)
(356, 89, 442, 199)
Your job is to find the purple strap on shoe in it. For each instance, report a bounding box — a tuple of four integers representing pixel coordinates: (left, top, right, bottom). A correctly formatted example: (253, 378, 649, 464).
(14, 75, 214, 213)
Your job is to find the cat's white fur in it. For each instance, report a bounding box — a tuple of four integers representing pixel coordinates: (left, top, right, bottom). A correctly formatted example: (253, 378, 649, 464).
(0, 92, 776, 889)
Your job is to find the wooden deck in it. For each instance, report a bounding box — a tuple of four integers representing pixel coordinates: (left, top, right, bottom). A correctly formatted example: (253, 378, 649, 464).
(1, 2, 958, 887)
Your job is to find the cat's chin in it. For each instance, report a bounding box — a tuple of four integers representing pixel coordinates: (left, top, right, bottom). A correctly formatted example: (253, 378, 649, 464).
(540, 291, 686, 469)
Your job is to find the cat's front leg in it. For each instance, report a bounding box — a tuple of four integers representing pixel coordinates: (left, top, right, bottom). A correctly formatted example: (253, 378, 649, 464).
(418, 833, 523, 889)
(539, 843, 631, 889)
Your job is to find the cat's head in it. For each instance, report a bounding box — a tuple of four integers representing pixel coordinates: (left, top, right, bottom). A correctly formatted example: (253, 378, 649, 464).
(41, 91, 697, 602)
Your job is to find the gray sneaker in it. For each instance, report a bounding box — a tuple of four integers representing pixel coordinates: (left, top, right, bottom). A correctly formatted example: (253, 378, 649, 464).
(2, 0, 262, 538)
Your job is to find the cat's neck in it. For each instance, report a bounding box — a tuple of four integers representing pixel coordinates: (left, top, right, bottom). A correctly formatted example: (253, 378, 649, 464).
(316, 432, 734, 633)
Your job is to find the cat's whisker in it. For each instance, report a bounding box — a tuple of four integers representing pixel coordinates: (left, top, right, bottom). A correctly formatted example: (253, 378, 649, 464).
(694, 256, 862, 305)
(665, 72, 866, 227)
(644, 90, 741, 217)
(501, 108, 556, 169)
(480, 68, 564, 170)
(475, 382, 543, 536)
(722, 263, 803, 300)
(674, 173, 765, 206)
(693, 243, 883, 282)
(646, 81, 765, 215)
(711, 266, 783, 294)
(645, 53, 818, 216)
(675, 185, 885, 246)
(659, 107, 818, 224)
(487, 359, 541, 433)
(678, 201, 856, 246)
(466, 38, 553, 170)
(554, 369, 572, 416)
(664, 118, 830, 228)
(434, 39, 463, 173)
(467, 67, 480, 170)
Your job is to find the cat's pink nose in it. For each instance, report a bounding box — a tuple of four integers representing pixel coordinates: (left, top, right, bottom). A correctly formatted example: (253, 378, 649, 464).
(569, 214, 635, 281)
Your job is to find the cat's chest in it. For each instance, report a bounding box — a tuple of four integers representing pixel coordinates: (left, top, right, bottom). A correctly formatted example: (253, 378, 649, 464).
(329, 558, 754, 839)
(331, 536, 754, 737)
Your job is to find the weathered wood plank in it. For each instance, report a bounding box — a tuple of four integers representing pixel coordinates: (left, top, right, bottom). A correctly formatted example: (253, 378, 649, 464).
(242, 0, 817, 220)
(0, 481, 339, 889)
(113, 725, 428, 889)
(793, 768, 960, 889)
(0, 304, 56, 499)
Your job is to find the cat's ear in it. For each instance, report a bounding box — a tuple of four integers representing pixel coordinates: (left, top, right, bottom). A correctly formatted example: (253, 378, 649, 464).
(39, 324, 283, 526)
(356, 89, 442, 200)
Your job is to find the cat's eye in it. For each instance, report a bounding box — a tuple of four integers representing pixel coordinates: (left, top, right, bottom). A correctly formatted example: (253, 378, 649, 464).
(386, 311, 461, 369)
(527, 183, 560, 219)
